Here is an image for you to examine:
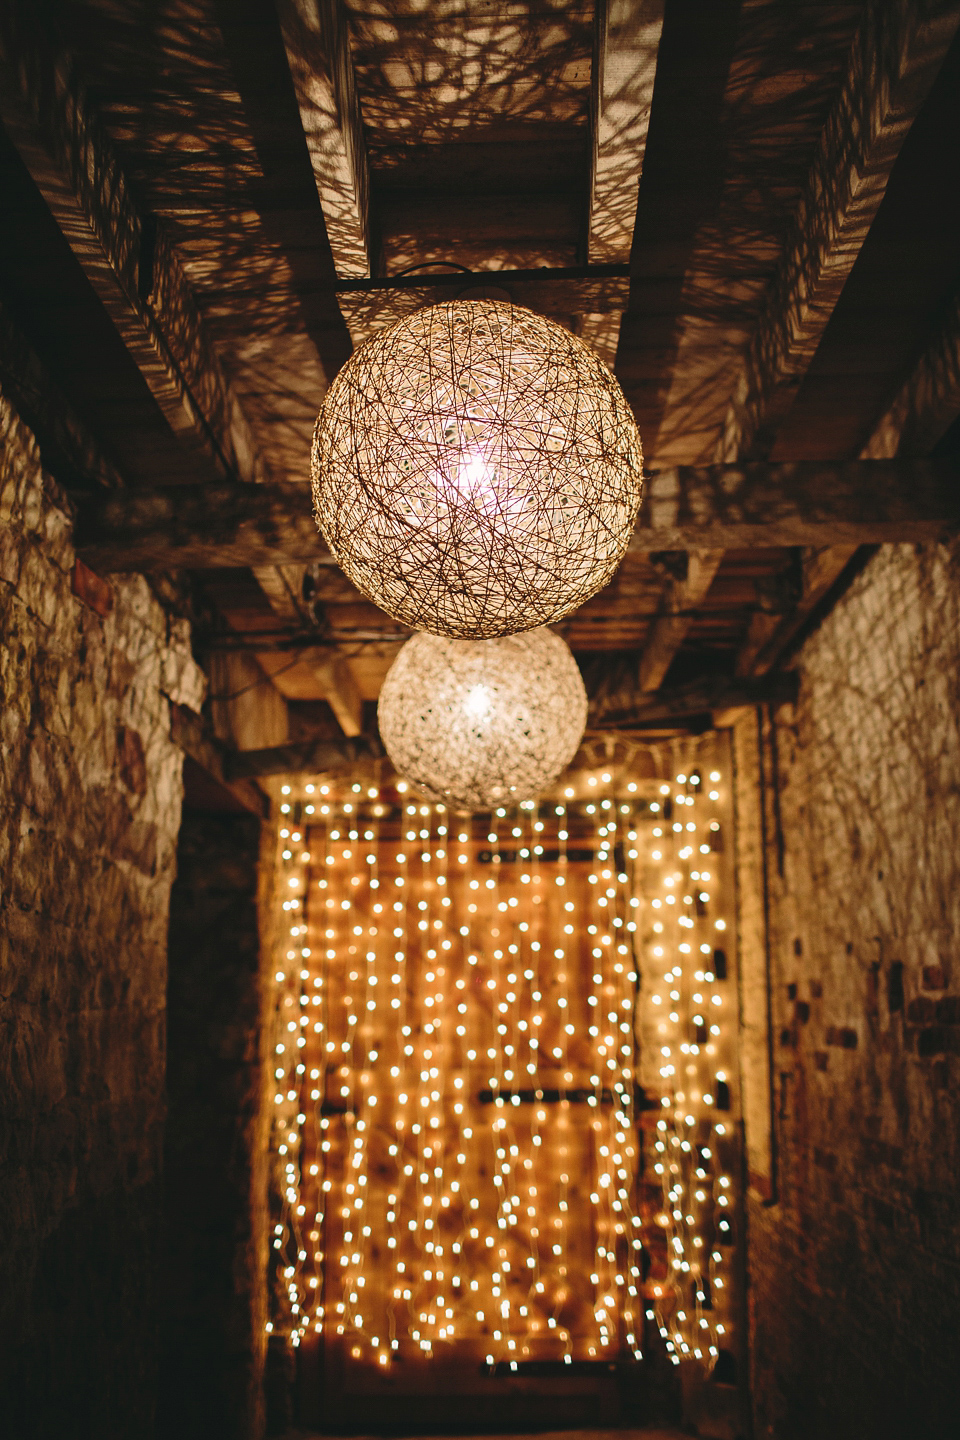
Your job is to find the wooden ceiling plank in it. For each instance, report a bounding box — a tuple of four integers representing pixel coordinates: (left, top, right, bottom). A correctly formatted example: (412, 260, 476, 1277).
(276, 0, 375, 279)
(735, 544, 861, 679)
(636, 548, 722, 692)
(254, 561, 365, 735)
(589, 670, 798, 729)
(588, 0, 664, 265)
(862, 282, 960, 458)
(74, 458, 960, 573)
(721, 0, 960, 681)
(0, 7, 264, 488)
(582, 0, 664, 365)
(717, 0, 960, 464)
(0, 5, 322, 727)
(211, 0, 354, 383)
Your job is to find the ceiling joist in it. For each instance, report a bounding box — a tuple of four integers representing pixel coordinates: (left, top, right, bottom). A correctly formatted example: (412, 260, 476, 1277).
(863, 282, 960, 459)
(587, 670, 799, 730)
(636, 548, 723, 693)
(735, 545, 861, 680)
(276, 0, 375, 279)
(716, 0, 960, 685)
(587, 0, 664, 265)
(718, 0, 960, 464)
(74, 459, 960, 574)
(0, 6, 263, 488)
(3, 0, 959, 723)
(212, 0, 354, 383)
(580, 0, 664, 364)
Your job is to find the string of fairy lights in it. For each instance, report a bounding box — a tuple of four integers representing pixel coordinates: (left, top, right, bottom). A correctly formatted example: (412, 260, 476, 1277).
(633, 758, 737, 1366)
(267, 751, 737, 1376)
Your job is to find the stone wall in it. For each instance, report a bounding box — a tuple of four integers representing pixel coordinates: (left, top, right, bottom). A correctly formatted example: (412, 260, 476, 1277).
(0, 386, 199, 1436)
(160, 810, 271, 1440)
(733, 541, 960, 1440)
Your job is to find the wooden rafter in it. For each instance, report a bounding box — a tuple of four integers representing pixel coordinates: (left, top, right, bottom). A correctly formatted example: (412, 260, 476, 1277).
(587, 670, 799, 729)
(734, 545, 861, 679)
(228, 734, 380, 781)
(0, 7, 263, 487)
(587, 0, 664, 265)
(741, 274, 960, 679)
(0, 2, 376, 725)
(718, 0, 960, 463)
(581, 0, 664, 365)
(276, 0, 375, 279)
(636, 549, 723, 693)
(862, 282, 960, 459)
(74, 459, 960, 574)
(636, 0, 960, 692)
(212, 0, 354, 382)
(253, 565, 365, 737)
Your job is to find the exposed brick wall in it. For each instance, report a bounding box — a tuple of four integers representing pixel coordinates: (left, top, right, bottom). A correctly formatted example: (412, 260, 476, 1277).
(0, 387, 189, 1436)
(160, 810, 271, 1440)
(733, 541, 960, 1439)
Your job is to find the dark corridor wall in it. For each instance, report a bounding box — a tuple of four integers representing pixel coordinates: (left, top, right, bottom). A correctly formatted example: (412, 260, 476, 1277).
(160, 810, 270, 1440)
(0, 387, 188, 1434)
(734, 540, 960, 1440)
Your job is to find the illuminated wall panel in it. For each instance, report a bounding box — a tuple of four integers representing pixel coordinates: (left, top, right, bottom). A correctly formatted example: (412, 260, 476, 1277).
(268, 741, 738, 1388)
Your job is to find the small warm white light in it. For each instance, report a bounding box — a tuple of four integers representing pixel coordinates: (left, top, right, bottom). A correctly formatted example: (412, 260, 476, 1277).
(464, 684, 492, 721)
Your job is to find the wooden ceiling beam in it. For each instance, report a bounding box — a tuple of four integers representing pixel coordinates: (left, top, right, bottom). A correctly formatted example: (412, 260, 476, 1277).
(737, 274, 960, 680)
(862, 282, 960, 459)
(228, 734, 380, 781)
(0, 303, 122, 494)
(581, 0, 664, 365)
(735, 545, 861, 679)
(723, 0, 960, 683)
(587, 0, 664, 266)
(335, 264, 631, 342)
(0, 5, 363, 730)
(631, 459, 959, 549)
(253, 563, 365, 735)
(636, 548, 722, 692)
(623, 1, 960, 688)
(335, 265, 630, 295)
(0, 5, 326, 738)
(717, 0, 960, 464)
(611, 0, 735, 687)
(0, 6, 263, 488)
(212, 0, 353, 382)
(169, 705, 270, 818)
(74, 458, 960, 573)
(275, 0, 375, 279)
(588, 671, 799, 730)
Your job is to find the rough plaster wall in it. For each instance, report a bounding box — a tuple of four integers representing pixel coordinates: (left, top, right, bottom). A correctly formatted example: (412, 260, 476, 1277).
(160, 810, 270, 1440)
(0, 388, 194, 1436)
(734, 541, 960, 1440)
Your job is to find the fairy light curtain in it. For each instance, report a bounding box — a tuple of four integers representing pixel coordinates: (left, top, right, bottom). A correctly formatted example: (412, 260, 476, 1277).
(268, 741, 738, 1382)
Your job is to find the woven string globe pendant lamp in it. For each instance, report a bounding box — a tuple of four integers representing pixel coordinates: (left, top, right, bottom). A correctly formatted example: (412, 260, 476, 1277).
(311, 301, 643, 639)
(377, 627, 588, 811)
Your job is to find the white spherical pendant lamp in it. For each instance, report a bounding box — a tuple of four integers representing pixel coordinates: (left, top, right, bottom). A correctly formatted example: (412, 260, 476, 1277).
(377, 627, 588, 810)
(312, 301, 643, 639)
